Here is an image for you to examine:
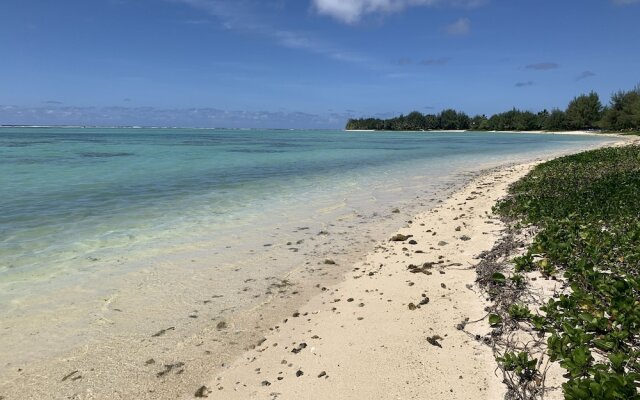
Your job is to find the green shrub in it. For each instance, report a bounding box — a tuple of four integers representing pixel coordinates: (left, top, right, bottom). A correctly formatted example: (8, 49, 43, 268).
(496, 146, 640, 399)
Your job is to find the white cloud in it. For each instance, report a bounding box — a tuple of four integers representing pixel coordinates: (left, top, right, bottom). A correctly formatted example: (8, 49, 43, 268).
(612, 0, 640, 4)
(313, 0, 412, 23)
(174, 0, 374, 66)
(445, 17, 470, 35)
(312, 0, 485, 24)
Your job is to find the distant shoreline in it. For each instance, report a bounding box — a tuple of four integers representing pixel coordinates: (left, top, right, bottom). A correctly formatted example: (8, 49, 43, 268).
(345, 129, 628, 137)
(1, 126, 631, 137)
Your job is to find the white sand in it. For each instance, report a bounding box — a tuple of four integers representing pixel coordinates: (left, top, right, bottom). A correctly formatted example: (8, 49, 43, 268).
(200, 162, 540, 399)
(199, 137, 638, 400)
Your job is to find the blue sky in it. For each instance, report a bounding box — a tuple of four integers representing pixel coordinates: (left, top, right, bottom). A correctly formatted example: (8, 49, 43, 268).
(1, 0, 639, 128)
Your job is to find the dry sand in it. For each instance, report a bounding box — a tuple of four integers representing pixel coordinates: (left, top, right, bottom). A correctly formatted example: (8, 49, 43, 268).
(197, 162, 541, 399)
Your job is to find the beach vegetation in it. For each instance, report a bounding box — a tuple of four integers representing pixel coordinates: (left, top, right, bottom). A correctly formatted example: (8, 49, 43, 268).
(565, 91, 603, 130)
(542, 108, 569, 131)
(507, 304, 532, 321)
(491, 272, 507, 285)
(513, 253, 535, 272)
(494, 145, 640, 399)
(346, 85, 640, 133)
(497, 352, 539, 382)
(510, 273, 526, 289)
(600, 86, 640, 132)
(345, 109, 472, 131)
(489, 313, 503, 327)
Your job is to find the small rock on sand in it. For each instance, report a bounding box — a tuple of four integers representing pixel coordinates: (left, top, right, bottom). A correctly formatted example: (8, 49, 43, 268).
(195, 385, 209, 397)
(216, 321, 227, 330)
(390, 234, 411, 242)
(427, 335, 443, 348)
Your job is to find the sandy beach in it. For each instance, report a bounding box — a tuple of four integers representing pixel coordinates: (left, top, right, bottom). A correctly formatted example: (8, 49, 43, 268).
(195, 161, 544, 399)
(0, 133, 630, 400)
(196, 137, 637, 400)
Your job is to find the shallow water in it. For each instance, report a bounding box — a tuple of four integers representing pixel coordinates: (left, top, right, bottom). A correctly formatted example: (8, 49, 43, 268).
(0, 128, 614, 373)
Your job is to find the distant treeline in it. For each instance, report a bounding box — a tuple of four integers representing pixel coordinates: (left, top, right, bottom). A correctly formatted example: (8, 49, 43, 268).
(346, 85, 640, 132)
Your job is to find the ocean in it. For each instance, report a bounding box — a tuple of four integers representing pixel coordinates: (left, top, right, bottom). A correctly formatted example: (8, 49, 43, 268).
(0, 127, 614, 370)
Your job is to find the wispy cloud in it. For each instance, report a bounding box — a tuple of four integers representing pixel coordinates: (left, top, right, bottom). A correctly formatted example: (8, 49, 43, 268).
(395, 57, 413, 66)
(174, 0, 373, 66)
(525, 62, 559, 70)
(515, 81, 534, 87)
(394, 57, 451, 66)
(612, 0, 640, 4)
(181, 19, 211, 25)
(445, 18, 471, 36)
(312, 0, 485, 24)
(419, 57, 452, 65)
(385, 72, 412, 79)
(576, 70, 596, 81)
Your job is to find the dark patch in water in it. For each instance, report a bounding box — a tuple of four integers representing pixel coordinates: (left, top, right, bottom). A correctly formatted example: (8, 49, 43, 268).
(0, 141, 55, 147)
(0, 158, 52, 165)
(79, 152, 135, 158)
(227, 149, 287, 154)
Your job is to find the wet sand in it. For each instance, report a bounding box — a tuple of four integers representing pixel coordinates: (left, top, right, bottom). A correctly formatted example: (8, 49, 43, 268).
(0, 171, 474, 400)
(200, 162, 539, 399)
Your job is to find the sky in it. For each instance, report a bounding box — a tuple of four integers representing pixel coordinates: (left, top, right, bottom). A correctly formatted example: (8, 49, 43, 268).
(1, 0, 639, 128)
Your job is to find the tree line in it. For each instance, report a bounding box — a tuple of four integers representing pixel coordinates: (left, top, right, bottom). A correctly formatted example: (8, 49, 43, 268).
(345, 85, 640, 132)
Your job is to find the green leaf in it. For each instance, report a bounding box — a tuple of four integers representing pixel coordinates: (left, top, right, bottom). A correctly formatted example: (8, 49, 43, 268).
(491, 272, 506, 285)
(489, 314, 503, 327)
(593, 339, 616, 352)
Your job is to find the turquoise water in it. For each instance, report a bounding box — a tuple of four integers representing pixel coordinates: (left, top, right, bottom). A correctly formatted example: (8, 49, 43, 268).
(0, 128, 613, 284)
(0, 127, 618, 371)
